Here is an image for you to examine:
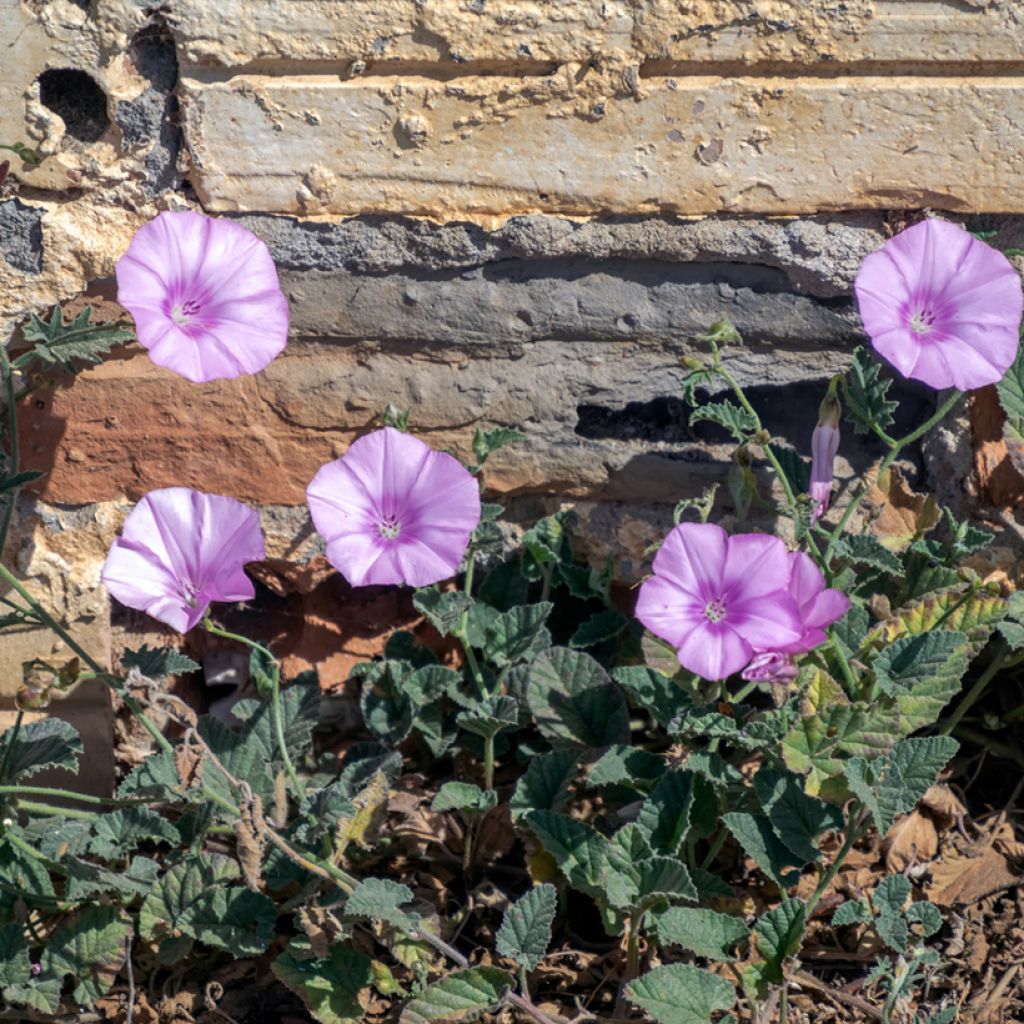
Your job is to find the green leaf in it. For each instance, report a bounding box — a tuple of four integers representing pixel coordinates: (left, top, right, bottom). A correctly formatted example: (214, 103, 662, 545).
(120, 644, 200, 677)
(768, 443, 811, 493)
(473, 603, 553, 668)
(689, 399, 757, 441)
(754, 898, 806, 983)
(43, 905, 131, 1004)
(845, 736, 959, 834)
(117, 748, 188, 801)
(0, 469, 44, 494)
(0, 717, 82, 782)
(345, 878, 420, 932)
(871, 631, 969, 733)
(832, 604, 872, 660)
(627, 963, 736, 1024)
(845, 345, 898, 436)
(906, 900, 943, 940)
(996, 343, 1024, 422)
(0, 922, 30, 988)
(632, 856, 697, 910)
(831, 899, 872, 927)
(873, 875, 911, 951)
(588, 745, 666, 789)
(510, 749, 577, 821)
(456, 696, 519, 740)
(651, 906, 749, 961)
(64, 855, 160, 901)
(833, 535, 903, 574)
(432, 782, 497, 813)
(273, 942, 374, 1024)
(524, 810, 609, 899)
(19, 305, 134, 374)
(637, 771, 695, 855)
(754, 768, 843, 865)
(196, 715, 273, 804)
(613, 666, 693, 728)
(181, 887, 277, 955)
(472, 427, 526, 467)
(723, 812, 803, 887)
(399, 966, 513, 1024)
(496, 883, 557, 971)
(413, 589, 474, 637)
(569, 609, 628, 649)
(526, 647, 630, 748)
(360, 662, 415, 747)
(86, 807, 180, 859)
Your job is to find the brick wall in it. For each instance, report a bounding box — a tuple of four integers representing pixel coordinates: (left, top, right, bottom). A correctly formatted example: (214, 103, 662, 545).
(2, 0, 1023, 792)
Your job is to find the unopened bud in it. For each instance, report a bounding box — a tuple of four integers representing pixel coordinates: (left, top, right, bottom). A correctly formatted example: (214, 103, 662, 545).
(681, 355, 704, 371)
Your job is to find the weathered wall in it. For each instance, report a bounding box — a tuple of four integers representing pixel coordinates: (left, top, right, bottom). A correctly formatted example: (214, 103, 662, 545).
(2, 0, 1023, 789)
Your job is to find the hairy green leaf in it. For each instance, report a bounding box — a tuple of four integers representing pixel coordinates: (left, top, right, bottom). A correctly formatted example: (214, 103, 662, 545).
(569, 609, 628, 649)
(472, 427, 526, 467)
(845, 346, 898, 436)
(120, 644, 200, 677)
(0, 717, 82, 782)
(637, 771, 695, 856)
(19, 305, 134, 373)
(525, 810, 609, 899)
(754, 768, 843, 865)
(412, 589, 474, 637)
(873, 875, 911, 951)
(43, 905, 131, 1004)
(474, 603, 553, 668)
(754, 898, 806, 983)
(86, 807, 180, 859)
(723, 812, 803, 888)
(588, 745, 665, 789)
(181, 887, 277, 955)
(627, 963, 736, 1024)
(833, 534, 903, 574)
(496, 883, 557, 971)
(399, 966, 512, 1024)
(510, 749, 577, 821)
(432, 782, 497, 813)
(831, 900, 872, 927)
(273, 941, 373, 1024)
(345, 878, 420, 932)
(613, 666, 692, 728)
(651, 906, 749, 961)
(456, 696, 519, 740)
(689, 399, 757, 442)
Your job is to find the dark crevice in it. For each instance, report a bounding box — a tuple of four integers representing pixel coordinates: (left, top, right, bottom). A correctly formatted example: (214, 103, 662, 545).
(38, 69, 110, 144)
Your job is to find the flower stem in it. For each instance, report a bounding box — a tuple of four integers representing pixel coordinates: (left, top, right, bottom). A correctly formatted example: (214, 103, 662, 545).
(484, 733, 496, 791)
(805, 800, 865, 920)
(0, 346, 20, 558)
(16, 799, 95, 819)
(0, 783, 149, 806)
(0, 561, 173, 754)
(940, 642, 1014, 736)
(202, 617, 304, 801)
(455, 549, 487, 697)
(823, 390, 961, 567)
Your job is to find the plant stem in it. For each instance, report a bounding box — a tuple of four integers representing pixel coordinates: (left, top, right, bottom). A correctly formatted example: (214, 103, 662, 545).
(484, 733, 496, 791)
(824, 390, 961, 567)
(0, 783, 150, 806)
(940, 642, 1009, 736)
(519, 966, 530, 1002)
(953, 725, 1024, 769)
(203, 617, 304, 800)
(779, 980, 788, 1024)
(830, 633, 859, 696)
(805, 800, 865, 920)
(0, 561, 173, 754)
(0, 710, 23, 782)
(0, 346, 19, 558)
(700, 828, 728, 870)
(455, 549, 487, 697)
(16, 799, 95, 819)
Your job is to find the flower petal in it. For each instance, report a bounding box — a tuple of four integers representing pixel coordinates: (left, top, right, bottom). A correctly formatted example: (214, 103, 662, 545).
(675, 622, 751, 681)
(651, 522, 728, 599)
(635, 576, 705, 648)
(728, 592, 803, 649)
(721, 533, 792, 603)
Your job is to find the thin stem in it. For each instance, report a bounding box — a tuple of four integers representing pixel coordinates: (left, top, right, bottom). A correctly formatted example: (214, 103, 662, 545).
(940, 643, 1009, 736)
(805, 801, 866, 920)
(830, 633, 859, 696)
(700, 828, 728, 871)
(953, 725, 1024, 769)
(484, 733, 496, 791)
(519, 966, 530, 1002)
(0, 561, 173, 754)
(203, 617, 304, 800)
(824, 390, 961, 567)
(779, 980, 788, 1024)
(0, 784, 150, 806)
(16, 799, 95, 819)
(4, 826, 67, 875)
(0, 346, 19, 557)
(0, 709, 23, 782)
(455, 550, 487, 697)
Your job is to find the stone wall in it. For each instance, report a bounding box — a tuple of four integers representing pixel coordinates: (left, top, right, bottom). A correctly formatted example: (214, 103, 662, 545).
(2, 0, 1023, 792)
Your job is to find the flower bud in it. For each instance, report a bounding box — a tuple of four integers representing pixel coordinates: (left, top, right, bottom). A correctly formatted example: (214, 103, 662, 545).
(741, 651, 798, 684)
(681, 355, 704, 370)
(809, 377, 842, 525)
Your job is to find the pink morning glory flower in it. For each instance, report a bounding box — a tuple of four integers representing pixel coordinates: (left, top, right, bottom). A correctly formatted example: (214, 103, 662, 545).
(634, 523, 803, 681)
(741, 651, 798, 684)
(775, 551, 850, 654)
(306, 427, 481, 588)
(101, 488, 266, 633)
(854, 218, 1023, 392)
(809, 384, 841, 525)
(116, 210, 289, 383)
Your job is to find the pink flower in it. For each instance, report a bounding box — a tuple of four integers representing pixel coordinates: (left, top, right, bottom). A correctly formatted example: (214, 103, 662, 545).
(809, 385, 841, 525)
(306, 427, 481, 588)
(741, 651, 798, 684)
(635, 523, 803, 681)
(855, 218, 1023, 391)
(101, 488, 265, 633)
(776, 551, 850, 654)
(116, 211, 289, 383)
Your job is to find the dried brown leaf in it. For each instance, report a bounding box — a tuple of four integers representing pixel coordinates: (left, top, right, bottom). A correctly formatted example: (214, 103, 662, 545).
(928, 836, 1024, 907)
(865, 465, 940, 550)
(920, 785, 967, 826)
(883, 810, 939, 874)
(235, 795, 266, 891)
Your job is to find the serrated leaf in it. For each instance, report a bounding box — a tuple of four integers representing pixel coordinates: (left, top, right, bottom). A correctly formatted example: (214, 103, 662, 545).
(834, 534, 903, 574)
(197, 715, 273, 804)
(399, 966, 513, 1024)
(633, 856, 697, 910)
(0, 922, 30, 988)
(650, 906, 749, 961)
(873, 875, 911, 951)
(768, 443, 811, 494)
(120, 644, 200, 677)
(525, 810, 609, 899)
(627, 963, 736, 1024)
(510, 749, 576, 821)
(832, 604, 871, 660)
(569, 609, 628, 649)
(723, 812, 803, 888)
(845, 736, 959, 834)
(0, 718, 82, 782)
(472, 427, 526, 466)
(345, 878, 420, 931)
(996, 344, 1024, 421)
(496, 884, 557, 971)
(43, 905, 131, 1004)
(906, 900, 943, 939)
(413, 589, 474, 637)
(456, 696, 519, 740)
(86, 807, 180, 859)
(0, 469, 44, 494)
(526, 647, 630, 749)
(19, 305, 134, 373)
(359, 662, 415, 748)
(870, 586, 1007, 655)
(64, 855, 161, 901)
(845, 346, 898, 436)
(475, 603, 553, 668)
(832, 899, 872, 927)
(181, 887, 277, 955)
(689, 399, 757, 441)
(273, 942, 373, 1024)
(754, 898, 806, 982)
(117, 748, 188, 801)
(588, 745, 666, 789)
(432, 782, 497, 813)
(613, 666, 693, 728)
(637, 771, 695, 855)
(754, 768, 843, 865)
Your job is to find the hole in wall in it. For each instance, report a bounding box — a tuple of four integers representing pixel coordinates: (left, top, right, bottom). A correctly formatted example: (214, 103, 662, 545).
(38, 68, 110, 144)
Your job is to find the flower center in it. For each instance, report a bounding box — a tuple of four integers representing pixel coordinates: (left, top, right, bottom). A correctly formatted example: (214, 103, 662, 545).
(378, 514, 401, 540)
(908, 308, 936, 335)
(181, 579, 200, 608)
(171, 298, 202, 325)
(703, 598, 727, 623)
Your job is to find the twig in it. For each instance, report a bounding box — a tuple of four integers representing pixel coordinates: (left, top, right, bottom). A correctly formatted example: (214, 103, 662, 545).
(794, 970, 882, 1022)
